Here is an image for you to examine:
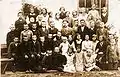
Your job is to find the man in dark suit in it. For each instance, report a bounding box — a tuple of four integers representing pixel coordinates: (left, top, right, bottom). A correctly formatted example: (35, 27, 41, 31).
(77, 19, 90, 40)
(28, 35, 43, 72)
(6, 25, 18, 47)
(15, 12, 26, 37)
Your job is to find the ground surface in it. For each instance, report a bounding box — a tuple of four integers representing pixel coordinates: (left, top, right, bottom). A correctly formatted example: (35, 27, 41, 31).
(1, 70, 120, 77)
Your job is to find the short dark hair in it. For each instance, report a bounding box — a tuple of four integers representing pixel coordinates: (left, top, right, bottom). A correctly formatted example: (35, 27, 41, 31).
(59, 7, 65, 11)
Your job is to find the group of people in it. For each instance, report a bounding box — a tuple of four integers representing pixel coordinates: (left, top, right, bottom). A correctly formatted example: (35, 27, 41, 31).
(6, 3, 120, 73)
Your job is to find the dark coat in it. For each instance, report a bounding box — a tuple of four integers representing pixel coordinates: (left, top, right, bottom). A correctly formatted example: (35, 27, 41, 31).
(77, 26, 90, 40)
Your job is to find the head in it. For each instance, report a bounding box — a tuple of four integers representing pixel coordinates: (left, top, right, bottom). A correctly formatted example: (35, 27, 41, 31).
(92, 34, 97, 42)
(80, 7, 86, 13)
(65, 11, 70, 17)
(41, 21, 47, 28)
(30, 8, 34, 13)
(85, 35, 89, 41)
(10, 25, 15, 31)
(68, 35, 73, 41)
(76, 33, 81, 39)
(91, 4, 96, 10)
(100, 22, 105, 28)
(42, 8, 47, 14)
(32, 35, 37, 41)
(55, 13, 60, 19)
(13, 37, 19, 43)
(72, 10, 77, 16)
(50, 21, 55, 28)
(102, 7, 107, 13)
(74, 19, 79, 26)
(62, 20, 69, 28)
(57, 31, 61, 37)
(110, 39, 115, 46)
(80, 19, 86, 27)
(32, 23, 37, 29)
(90, 20, 95, 28)
(24, 24, 29, 30)
(59, 7, 65, 12)
(30, 17, 35, 23)
(18, 12, 23, 19)
(62, 36, 67, 43)
(99, 35, 104, 42)
(40, 36, 45, 42)
(54, 47, 60, 53)
(48, 34, 53, 39)
(37, 15, 43, 21)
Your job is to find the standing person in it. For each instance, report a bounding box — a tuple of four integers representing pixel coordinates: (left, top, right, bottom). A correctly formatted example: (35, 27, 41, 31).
(8, 37, 20, 72)
(59, 7, 66, 19)
(77, 19, 90, 40)
(54, 13, 63, 31)
(95, 35, 108, 70)
(6, 25, 18, 47)
(88, 4, 100, 21)
(20, 24, 33, 42)
(106, 39, 120, 70)
(63, 46, 76, 73)
(74, 34, 84, 72)
(15, 12, 26, 37)
(101, 7, 108, 24)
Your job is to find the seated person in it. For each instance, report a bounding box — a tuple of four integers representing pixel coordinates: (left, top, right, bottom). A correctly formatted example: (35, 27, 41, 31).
(63, 46, 76, 73)
(8, 37, 20, 72)
(28, 35, 43, 72)
(84, 50, 100, 72)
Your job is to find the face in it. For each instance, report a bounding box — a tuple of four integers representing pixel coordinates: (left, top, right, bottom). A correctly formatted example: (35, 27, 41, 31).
(24, 24, 29, 30)
(68, 35, 72, 40)
(92, 4, 96, 10)
(32, 24, 37, 29)
(14, 37, 19, 43)
(10, 26, 15, 31)
(38, 15, 43, 21)
(99, 36, 103, 41)
(90, 21, 95, 28)
(32, 35, 37, 41)
(57, 32, 61, 37)
(30, 8, 34, 13)
(50, 21, 55, 28)
(80, 20, 86, 26)
(54, 47, 59, 53)
(77, 34, 81, 39)
(55, 13, 60, 19)
(30, 17, 35, 22)
(66, 11, 70, 17)
(42, 21, 46, 27)
(92, 37, 97, 41)
(62, 37, 67, 43)
(81, 7, 86, 13)
(62, 21, 68, 27)
(102, 7, 107, 13)
(40, 37, 45, 42)
(18, 13, 23, 18)
(85, 35, 89, 40)
(74, 20, 79, 26)
(42, 8, 47, 14)
(72, 11, 77, 16)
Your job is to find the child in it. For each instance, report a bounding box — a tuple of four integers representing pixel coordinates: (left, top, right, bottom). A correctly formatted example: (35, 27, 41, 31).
(74, 34, 84, 72)
(106, 39, 119, 70)
(63, 46, 76, 73)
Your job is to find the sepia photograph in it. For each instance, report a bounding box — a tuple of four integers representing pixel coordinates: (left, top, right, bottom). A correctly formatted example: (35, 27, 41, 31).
(0, 0, 120, 77)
